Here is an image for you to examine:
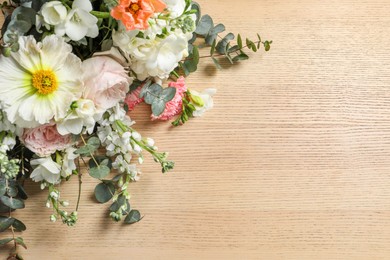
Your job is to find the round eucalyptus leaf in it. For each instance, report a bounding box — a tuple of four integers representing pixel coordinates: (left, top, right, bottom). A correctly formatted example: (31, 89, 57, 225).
(124, 210, 142, 224)
(152, 99, 166, 116)
(161, 87, 176, 102)
(89, 165, 110, 179)
(0, 216, 14, 232)
(0, 196, 25, 209)
(94, 182, 115, 203)
(12, 218, 26, 232)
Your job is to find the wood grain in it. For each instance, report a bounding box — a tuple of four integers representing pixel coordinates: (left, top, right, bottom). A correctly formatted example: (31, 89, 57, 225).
(1, 0, 390, 259)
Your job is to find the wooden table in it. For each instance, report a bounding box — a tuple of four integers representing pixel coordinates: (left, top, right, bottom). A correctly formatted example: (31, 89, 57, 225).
(1, 0, 390, 259)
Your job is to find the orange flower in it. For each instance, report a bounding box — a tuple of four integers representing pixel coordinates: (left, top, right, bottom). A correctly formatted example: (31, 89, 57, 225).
(111, 0, 166, 31)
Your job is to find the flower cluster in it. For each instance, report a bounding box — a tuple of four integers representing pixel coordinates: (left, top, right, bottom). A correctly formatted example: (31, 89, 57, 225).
(0, 0, 270, 256)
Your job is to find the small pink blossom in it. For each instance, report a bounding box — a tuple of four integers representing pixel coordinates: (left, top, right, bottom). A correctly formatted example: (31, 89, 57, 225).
(83, 56, 132, 111)
(21, 123, 73, 157)
(151, 77, 187, 121)
(124, 85, 144, 111)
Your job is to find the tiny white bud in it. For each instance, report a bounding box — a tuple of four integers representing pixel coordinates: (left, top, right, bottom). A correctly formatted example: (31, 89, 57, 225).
(62, 201, 69, 207)
(40, 183, 46, 190)
(46, 202, 51, 208)
(122, 132, 131, 140)
(50, 215, 57, 222)
(138, 157, 144, 164)
(124, 153, 132, 163)
(133, 144, 142, 153)
(146, 138, 155, 147)
(50, 191, 58, 200)
(131, 131, 141, 141)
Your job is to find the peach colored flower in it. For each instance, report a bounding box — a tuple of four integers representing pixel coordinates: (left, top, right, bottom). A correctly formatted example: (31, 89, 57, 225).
(125, 85, 144, 111)
(21, 123, 73, 157)
(82, 56, 132, 111)
(111, 0, 166, 31)
(151, 77, 187, 121)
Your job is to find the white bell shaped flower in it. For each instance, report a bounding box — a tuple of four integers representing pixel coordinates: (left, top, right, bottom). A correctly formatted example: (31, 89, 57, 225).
(31, 157, 62, 184)
(55, 0, 99, 41)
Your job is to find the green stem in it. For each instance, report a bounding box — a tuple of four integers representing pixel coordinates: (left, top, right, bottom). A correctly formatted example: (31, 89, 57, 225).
(91, 11, 111, 19)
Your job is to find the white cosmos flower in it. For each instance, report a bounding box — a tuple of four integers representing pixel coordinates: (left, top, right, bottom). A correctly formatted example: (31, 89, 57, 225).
(0, 35, 83, 128)
(30, 157, 62, 184)
(55, 0, 99, 41)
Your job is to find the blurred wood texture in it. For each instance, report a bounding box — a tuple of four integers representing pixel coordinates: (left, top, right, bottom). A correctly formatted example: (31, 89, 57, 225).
(1, 0, 390, 259)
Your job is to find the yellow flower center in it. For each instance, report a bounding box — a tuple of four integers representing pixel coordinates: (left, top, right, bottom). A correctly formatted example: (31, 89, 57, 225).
(32, 69, 58, 95)
(129, 3, 140, 14)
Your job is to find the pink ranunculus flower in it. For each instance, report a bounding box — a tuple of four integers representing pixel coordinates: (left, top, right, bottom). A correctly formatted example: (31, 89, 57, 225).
(82, 56, 132, 111)
(151, 76, 187, 121)
(125, 85, 144, 111)
(21, 123, 73, 157)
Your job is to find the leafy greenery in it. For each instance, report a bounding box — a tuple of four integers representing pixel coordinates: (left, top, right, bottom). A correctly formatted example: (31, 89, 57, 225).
(139, 81, 177, 116)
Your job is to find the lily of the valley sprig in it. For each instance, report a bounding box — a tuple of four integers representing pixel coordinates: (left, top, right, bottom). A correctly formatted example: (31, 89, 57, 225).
(0, 0, 270, 257)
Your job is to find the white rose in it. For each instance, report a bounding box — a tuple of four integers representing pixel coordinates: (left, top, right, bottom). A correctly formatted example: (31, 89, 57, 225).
(40, 1, 67, 26)
(131, 29, 190, 80)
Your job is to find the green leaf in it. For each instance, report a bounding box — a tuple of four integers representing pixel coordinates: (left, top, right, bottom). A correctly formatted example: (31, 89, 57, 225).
(7, 185, 18, 197)
(124, 210, 142, 224)
(0, 238, 13, 246)
(94, 182, 115, 203)
(210, 39, 216, 56)
(12, 218, 26, 232)
(0, 179, 5, 196)
(232, 53, 249, 62)
(160, 87, 176, 102)
(17, 183, 28, 200)
(15, 237, 27, 249)
(210, 24, 225, 35)
(0, 196, 25, 209)
(264, 41, 271, 51)
(195, 15, 213, 36)
(257, 33, 262, 43)
(87, 137, 101, 150)
(0, 216, 14, 232)
(191, 2, 201, 24)
(216, 33, 234, 54)
(212, 57, 222, 70)
(151, 99, 166, 116)
(144, 83, 163, 105)
(89, 165, 110, 179)
(109, 195, 126, 212)
(139, 80, 152, 98)
(237, 34, 243, 49)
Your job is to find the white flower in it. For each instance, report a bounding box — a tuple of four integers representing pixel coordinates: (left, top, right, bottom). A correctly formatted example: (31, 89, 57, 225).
(40, 1, 67, 26)
(165, 0, 186, 18)
(30, 157, 62, 184)
(0, 35, 83, 128)
(61, 147, 79, 177)
(57, 99, 99, 135)
(55, 0, 98, 41)
(190, 89, 217, 117)
(132, 29, 190, 80)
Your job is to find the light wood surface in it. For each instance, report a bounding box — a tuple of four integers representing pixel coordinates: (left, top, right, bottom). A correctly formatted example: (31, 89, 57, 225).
(1, 0, 390, 259)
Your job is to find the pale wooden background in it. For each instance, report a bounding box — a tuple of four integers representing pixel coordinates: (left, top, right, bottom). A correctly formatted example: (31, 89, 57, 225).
(1, 0, 390, 259)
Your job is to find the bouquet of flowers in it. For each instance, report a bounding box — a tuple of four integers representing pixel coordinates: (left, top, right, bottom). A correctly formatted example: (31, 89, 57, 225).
(0, 0, 271, 257)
